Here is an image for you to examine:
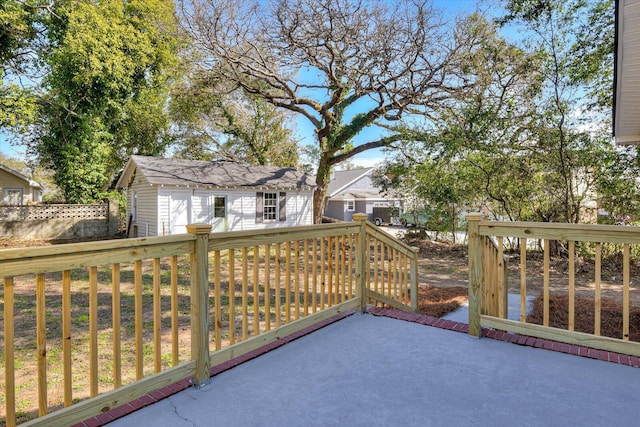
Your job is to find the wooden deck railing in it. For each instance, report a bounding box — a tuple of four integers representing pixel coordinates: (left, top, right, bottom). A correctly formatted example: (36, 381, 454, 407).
(467, 213, 640, 358)
(0, 215, 418, 426)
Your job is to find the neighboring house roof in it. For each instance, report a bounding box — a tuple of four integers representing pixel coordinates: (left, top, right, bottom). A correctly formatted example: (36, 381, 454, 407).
(0, 164, 42, 188)
(326, 168, 400, 201)
(329, 190, 390, 201)
(614, 0, 640, 144)
(326, 168, 374, 198)
(116, 155, 315, 190)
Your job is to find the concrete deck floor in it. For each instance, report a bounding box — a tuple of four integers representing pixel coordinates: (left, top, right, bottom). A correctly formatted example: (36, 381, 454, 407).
(109, 312, 640, 427)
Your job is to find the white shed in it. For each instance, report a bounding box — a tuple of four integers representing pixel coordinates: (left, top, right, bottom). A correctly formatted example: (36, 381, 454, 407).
(116, 156, 315, 236)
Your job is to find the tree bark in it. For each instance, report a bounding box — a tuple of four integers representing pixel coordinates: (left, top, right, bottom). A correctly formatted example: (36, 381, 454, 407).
(312, 159, 332, 224)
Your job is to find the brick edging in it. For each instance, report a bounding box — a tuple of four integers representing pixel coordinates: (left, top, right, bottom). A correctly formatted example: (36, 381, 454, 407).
(366, 306, 640, 368)
(74, 310, 356, 427)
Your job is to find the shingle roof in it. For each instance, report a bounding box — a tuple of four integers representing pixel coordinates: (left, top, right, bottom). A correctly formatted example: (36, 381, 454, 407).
(326, 168, 372, 197)
(329, 190, 389, 201)
(117, 156, 315, 190)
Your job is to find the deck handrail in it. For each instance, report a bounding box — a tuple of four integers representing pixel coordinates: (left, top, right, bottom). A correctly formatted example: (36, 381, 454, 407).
(466, 213, 640, 358)
(478, 220, 640, 244)
(1, 219, 417, 427)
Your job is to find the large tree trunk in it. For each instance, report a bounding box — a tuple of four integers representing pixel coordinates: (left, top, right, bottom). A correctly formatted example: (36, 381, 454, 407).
(312, 159, 332, 224)
(313, 187, 326, 224)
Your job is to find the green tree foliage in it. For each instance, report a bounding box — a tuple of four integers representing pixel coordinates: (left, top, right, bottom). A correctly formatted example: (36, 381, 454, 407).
(0, 0, 42, 129)
(374, 153, 475, 240)
(2, 0, 179, 203)
(39, 0, 179, 203)
(568, 0, 614, 111)
(500, 0, 614, 111)
(170, 70, 299, 167)
(496, 0, 638, 224)
(380, 1, 639, 231)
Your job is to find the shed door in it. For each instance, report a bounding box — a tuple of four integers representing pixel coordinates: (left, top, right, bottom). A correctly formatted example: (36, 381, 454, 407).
(212, 196, 227, 232)
(170, 192, 191, 234)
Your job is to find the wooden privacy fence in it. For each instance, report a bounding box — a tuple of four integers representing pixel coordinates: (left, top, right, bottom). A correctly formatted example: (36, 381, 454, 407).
(467, 213, 640, 358)
(0, 214, 418, 426)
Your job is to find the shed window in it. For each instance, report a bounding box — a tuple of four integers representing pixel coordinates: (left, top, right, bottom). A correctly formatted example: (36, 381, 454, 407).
(264, 192, 277, 221)
(214, 196, 226, 218)
(257, 191, 287, 223)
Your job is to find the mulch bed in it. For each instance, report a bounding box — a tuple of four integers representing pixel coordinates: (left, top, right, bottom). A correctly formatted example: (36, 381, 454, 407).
(527, 294, 640, 342)
(417, 284, 468, 318)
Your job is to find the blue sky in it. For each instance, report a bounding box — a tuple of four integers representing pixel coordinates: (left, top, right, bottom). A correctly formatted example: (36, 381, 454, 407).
(0, 0, 496, 167)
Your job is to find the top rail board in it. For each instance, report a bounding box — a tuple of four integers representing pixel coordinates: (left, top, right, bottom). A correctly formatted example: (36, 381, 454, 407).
(479, 221, 640, 244)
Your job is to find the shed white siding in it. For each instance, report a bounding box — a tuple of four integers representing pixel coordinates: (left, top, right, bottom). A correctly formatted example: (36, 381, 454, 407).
(158, 189, 191, 235)
(192, 190, 212, 223)
(227, 190, 313, 231)
(155, 188, 313, 235)
(127, 173, 159, 237)
(288, 191, 313, 226)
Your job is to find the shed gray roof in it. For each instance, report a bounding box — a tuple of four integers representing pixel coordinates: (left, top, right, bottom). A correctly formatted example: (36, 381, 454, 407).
(116, 156, 315, 190)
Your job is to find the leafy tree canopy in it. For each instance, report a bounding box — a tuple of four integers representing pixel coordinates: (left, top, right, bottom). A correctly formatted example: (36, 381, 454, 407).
(2, 0, 180, 203)
(379, 0, 637, 228)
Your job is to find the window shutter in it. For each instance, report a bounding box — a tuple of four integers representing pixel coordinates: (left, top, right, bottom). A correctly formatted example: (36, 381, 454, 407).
(279, 192, 286, 222)
(256, 192, 263, 223)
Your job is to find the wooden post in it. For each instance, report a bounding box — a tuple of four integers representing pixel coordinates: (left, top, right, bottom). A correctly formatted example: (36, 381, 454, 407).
(5, 277, 16, 427)
(353, 213, 369, 312)
(466, 213, 484, 337)
(36, 273, 47, 415)
(410, 246, 419, 312)
(187, 223, 212, 388)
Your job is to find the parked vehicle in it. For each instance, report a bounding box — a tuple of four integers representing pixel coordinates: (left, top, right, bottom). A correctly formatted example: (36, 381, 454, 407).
(372, 206, 401, 226)
(372, 206, 390, 226)
(399, 210, 433, 228)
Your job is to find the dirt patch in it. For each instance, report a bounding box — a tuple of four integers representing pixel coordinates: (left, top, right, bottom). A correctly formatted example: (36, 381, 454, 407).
(408, 238, 469, 290)
(527, 294, 640, 342)
(416, 284, 467, 318)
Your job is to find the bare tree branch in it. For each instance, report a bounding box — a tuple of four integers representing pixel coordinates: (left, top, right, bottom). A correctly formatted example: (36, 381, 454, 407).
(177, 0, 489, 222)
